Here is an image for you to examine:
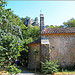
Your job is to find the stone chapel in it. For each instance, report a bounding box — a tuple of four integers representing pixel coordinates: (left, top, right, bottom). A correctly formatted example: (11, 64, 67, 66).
(28, 14, 75, 69)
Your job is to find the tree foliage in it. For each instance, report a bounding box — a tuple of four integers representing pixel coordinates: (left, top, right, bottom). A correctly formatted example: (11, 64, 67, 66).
(63, 18, 75, 28)
(46, 25, 64, 28)
(0, 0, 25, 73)
(0, 0, 40, 73)
(0, 29, 22, 73)
(46, 18, 75, 28)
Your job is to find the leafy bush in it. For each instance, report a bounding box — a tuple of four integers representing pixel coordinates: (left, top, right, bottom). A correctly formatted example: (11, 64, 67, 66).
(0, 0, 23, 74)
(0, 0, 40, 73)
(6, 65, 21, 74)
(41, 60, 59, 74)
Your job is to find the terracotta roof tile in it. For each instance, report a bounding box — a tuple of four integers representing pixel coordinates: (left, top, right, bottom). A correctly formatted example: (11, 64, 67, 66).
(28, 38, 41, 44)
(29, 28, 75, 44)
(41, 27, 75, 34)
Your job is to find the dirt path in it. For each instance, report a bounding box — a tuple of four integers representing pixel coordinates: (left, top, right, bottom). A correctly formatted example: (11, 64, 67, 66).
(15, 73, 39, 75)
(15, 73, 75, 75)
(1, 70, 75, 75)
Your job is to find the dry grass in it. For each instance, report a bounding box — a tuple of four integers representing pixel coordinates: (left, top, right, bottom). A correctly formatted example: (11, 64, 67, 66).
(54, 72, 75, 75)
(0, 71, 9, 75)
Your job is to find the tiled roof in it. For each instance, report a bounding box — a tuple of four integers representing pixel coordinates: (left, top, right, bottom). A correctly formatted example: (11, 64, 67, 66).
(29, 28, 75, 44)
(28, 38, 41, 44)
(41, 27, 75, 34)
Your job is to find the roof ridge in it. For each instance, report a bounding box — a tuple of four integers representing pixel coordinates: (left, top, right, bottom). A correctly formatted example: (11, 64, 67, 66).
(42, 27, 75, 34)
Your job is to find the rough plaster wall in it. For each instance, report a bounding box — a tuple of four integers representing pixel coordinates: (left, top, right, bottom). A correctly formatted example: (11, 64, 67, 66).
(42, 34, 75, 66)
(41, 44, 50, 63)
(28, 44, 40, 69)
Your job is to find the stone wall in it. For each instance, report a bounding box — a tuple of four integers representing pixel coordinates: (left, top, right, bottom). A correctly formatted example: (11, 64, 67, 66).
(41, 44, 50, 62)
(28, 44, 40, 69)
(41, 33, 75, 66)
(28, 33, 75, 69)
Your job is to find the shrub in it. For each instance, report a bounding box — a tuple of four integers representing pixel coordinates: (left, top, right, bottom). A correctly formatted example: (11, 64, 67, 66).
(6, 65, 21, 75)
(41, 60, 59, 74)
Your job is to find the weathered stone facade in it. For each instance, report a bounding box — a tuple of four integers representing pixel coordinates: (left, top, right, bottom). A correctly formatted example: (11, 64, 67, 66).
(41, 44, 50, 62)
(28, 14, 75, 69)
(41, 33, 75, 67)
(28, 43, 40, 69)
(28, 32, 75, 69)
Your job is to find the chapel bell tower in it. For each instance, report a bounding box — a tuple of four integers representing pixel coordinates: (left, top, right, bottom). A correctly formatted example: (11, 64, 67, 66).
(40, 14, 44, 31)
(40, 13, 50, 63)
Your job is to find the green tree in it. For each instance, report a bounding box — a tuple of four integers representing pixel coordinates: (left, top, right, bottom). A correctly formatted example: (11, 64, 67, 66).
(34, 17, 38, 21)
(22, 25, 40, 43)
(50, 25, 55, 28)
(0, 0, 24, 74)
(0, 29, 22, 74)
(46, 25, 64, 28)
(0, 0, 40, 70)
(46, 25, 55, 28)
(21, 16, 30, 26)
(55, 25, 64, 28)
(18, 25, 40, 66)
(46, 25, 50, 28)
(63, 18, 75, 28)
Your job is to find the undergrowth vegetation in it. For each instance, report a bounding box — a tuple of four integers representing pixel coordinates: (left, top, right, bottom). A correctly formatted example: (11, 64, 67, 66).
(41, 60, 59, 74)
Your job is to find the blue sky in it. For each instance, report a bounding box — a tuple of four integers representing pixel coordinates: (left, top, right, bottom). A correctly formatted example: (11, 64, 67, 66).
(5, 1, 75, 26)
